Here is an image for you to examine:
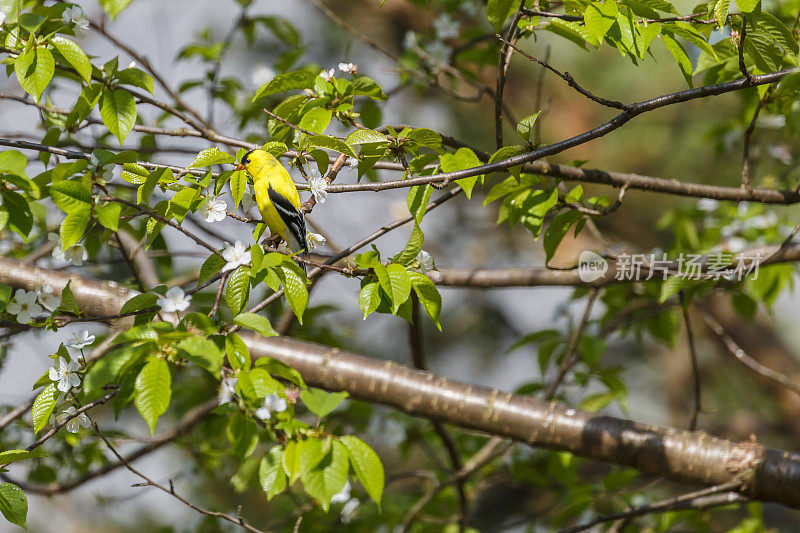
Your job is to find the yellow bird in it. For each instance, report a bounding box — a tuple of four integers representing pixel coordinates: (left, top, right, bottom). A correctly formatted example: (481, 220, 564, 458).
(236, 149, 308, 268)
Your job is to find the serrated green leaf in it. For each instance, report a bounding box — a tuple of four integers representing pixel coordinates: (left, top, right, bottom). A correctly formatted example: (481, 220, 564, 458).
(345, 129, 388, 146)
(15, 46, 54, 102)
(95, 201, 122, 231)
(199, 253, 226, 284)
(0, 449, 46, 465)
(339, 435, 384, 505)
(661, 34, 693, 87)
(307, 135, 357, 158)
(120, 293, 158, 315)
(407, 184, 433, 224)
(178, 336, 223, 374)
(714, 0, 731, 26)
(225, 332, 251, 371)
(304, 441, 349, 511)
(254, 357, 307, 388)
(278, 265, 308, 324)
(116, 67, 155, 94)
(544, 210, 582, 263)
(487, 0, 517, 31)
(0, 483, 27, 529)
(298, 107, 332, 135)
(736, 0, 759, 13)
(134, 357, 171, 435)
(229, 170, 247, 209)
(253, 70, 317, 100)
(408, 271, 442, 329)
(440, 147, 483, 199)
(584, 1, 619, 44)
(49, 180, 91, 212)
(233, 313, 278, 338)
(358, 281, 381, 319)
(516, 111, 541, 142)
(300, 388, 348, 418)
(188, 147, 234, 168)
(51, 36, 91, 83)
(260, 446, 287, 500)
(100, 88, 137, 144)
(394, 224, 424, 266)
(32, 383, 59, 434)
(59, 206, 90, 249)
(226, 266, 251, 315)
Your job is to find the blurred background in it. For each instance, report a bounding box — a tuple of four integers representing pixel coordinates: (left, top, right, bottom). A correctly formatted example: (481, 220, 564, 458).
(2, 0, 800, 530)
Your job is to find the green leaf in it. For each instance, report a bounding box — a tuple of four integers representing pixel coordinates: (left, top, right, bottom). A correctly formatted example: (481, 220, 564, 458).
(300, 440, 350, 511)
(307, 135, 357, 158)
(49, 179, 91, 212)
(0, 483, 27, 529)
(345, 129, 388, 146)
(229, 170, 247, 209)
(350, 76, 388, 100)
(100, 88, 137, 144)
(116, 67, 155, 94)
(358, 281, 381, 319)
(278, 265, 308, 324)
(661, 34, 693, 87)
(300, 388, 348, 417)
(0, 449, 46, 464)
(0, 150, 28, 178)
(120, 293, 158, 315)
(407, 184, 433, 224)
(233, 313, 278, 338)
(58, 281, 80, 315)
(736, 0, 759, 13)
(253, 70, 317, 100)
(59, 206, 90, 249)
(51, 36, 91, 83)
(134, 357, 171, 435)
(254, 357, 307, 388)
(225, 332, 251, 371)
(487, 0, 517, 31)
(544, 210, 582, 263)
(440, 147, 483, 199)
(757, 12, 799, 54)
(584, 1, 619, 44)
(394, 224, 424, 266)
(32, 384, 59, 434)
(545, 19, 591, 50)
(178, 336, 223, 374)
(227, 413, 258, 458)
(260, 446, 287, 500)
(166, 187, 197, 223)
(14, 46, 54, 102)
(95, 202, 122, 231)
(298, 107, 332, 135)
(714, 0, 731, 26)
(188, 147, 235, 168)
(516, 111, 541, 142)
(340, 435, 384, 505)
(375, 263, 412, 313)
(199, 253, 226, 284)
(226, 266, 251, 315)
(580, 392, 615, 412)
(408, 271, 442, 329)
(99, 0, 133, 19)
(283, 440, 301, 483)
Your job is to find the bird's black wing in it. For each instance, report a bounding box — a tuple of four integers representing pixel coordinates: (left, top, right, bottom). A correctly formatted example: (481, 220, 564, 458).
(267, 185, 308, 253)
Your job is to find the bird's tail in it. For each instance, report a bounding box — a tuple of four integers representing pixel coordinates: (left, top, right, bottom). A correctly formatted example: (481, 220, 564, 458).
(285, 230, 308, 275)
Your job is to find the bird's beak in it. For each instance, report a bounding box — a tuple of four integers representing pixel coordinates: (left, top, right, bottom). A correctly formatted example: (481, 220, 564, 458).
(235, 163, 245, 171)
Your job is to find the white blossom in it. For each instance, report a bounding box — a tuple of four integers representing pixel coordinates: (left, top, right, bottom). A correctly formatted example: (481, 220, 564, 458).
(62, 5, 89, 37)
(426, 41, 451, 63)
(416, 250, 434, 274)
(221, 241, 251, 273)
(157, 286, 192, 313)
(769, 144, 793, 164)
(308, 172, 328, 204)
(67, 330, 95, 350)
(696, 199, 719, 212)
(251, 64, 276, 87)
(331, 480, 352, 504)
(338, 62, 357, 75)
(127, 61, 137, 69)
(57, 406, 91, 433)
(433, 14, 460, 40)
(345, 157, 358, 167)
(218, 376, 237, 405)
(0, 10, 6, 26)
(255, 394, 287, 420)
(726, 237, 748, 253)
(320, 68, 335, 82)
(403, 31, 417, 50)
(6, 289, 43, 324)
(36, 284, 61, 312)
(341, 498, 360, 523)
(241, 187, 256, 212)
(306, 232, 326, 251)
(199, 195, 227, 223)
(49, 233, 88, 266)
(48, 356, 81, 392)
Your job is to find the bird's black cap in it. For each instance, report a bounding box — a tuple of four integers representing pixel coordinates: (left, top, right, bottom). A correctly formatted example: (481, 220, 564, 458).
(241, 149, 255, 165)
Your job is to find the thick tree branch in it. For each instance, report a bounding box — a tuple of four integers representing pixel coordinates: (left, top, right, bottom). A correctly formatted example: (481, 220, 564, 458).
(2, 258, 800, 509)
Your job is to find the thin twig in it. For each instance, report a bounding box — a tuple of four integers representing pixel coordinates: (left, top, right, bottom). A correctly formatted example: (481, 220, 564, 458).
(741, 94, 767, 190)
(680, 292, 702, 431)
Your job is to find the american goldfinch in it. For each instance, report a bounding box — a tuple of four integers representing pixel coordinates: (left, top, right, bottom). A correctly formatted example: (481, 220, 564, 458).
(236, 149, 308, 268)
